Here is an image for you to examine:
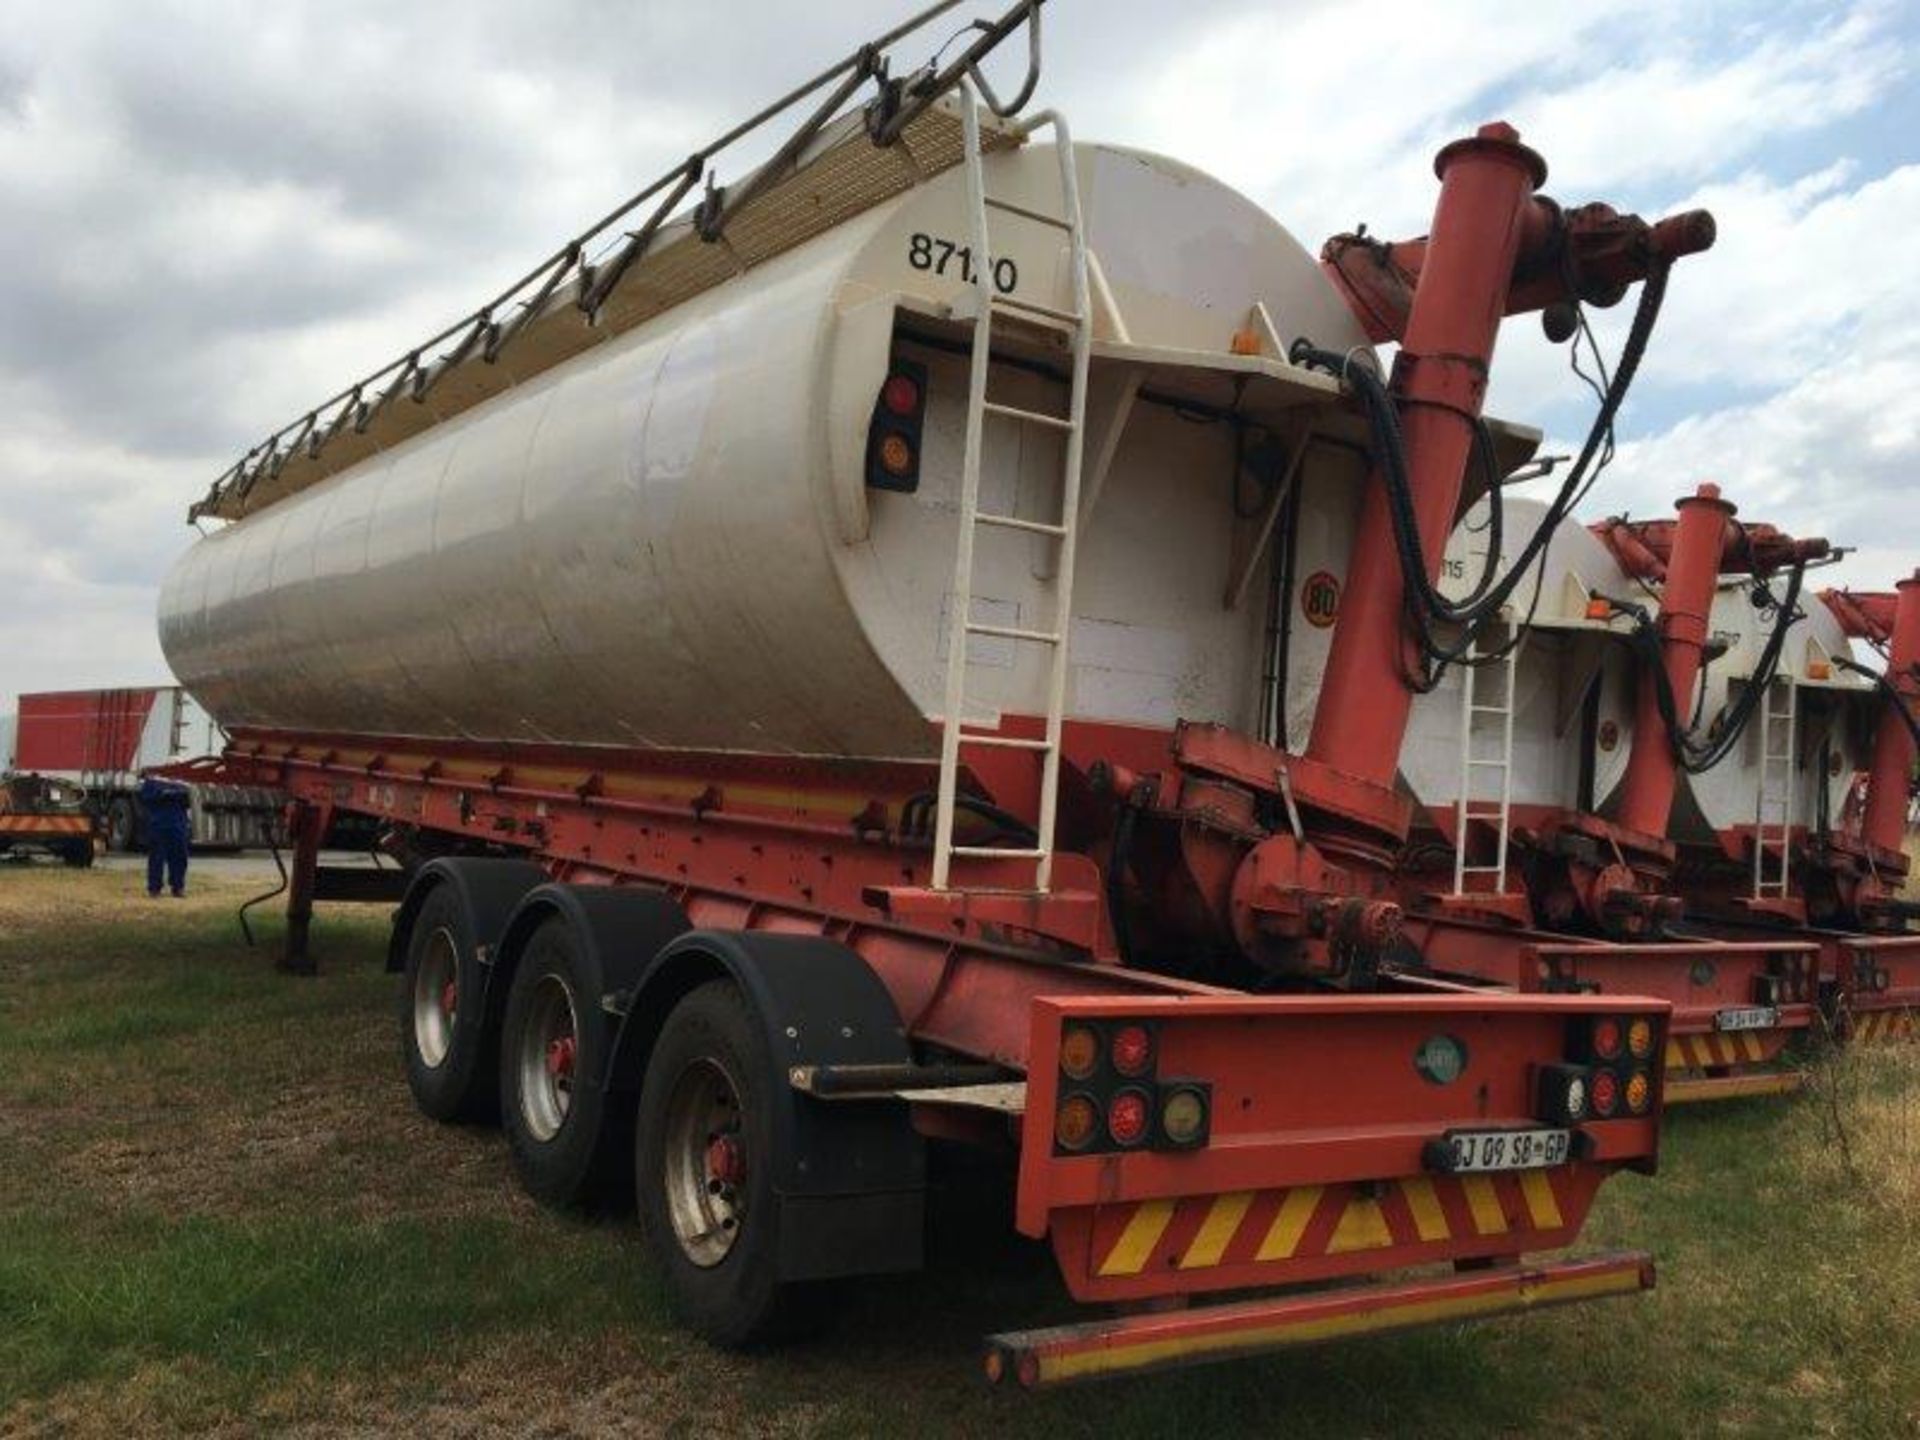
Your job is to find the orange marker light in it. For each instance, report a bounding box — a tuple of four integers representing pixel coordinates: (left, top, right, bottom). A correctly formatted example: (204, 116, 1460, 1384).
(1625, 1069, 1652, 1114)
(1055, 1094, 1099, 1150)
(1059, 1025, 1100, 1081)
(878, 433, 914, 476)
(1626, 1017, 1654, 1060)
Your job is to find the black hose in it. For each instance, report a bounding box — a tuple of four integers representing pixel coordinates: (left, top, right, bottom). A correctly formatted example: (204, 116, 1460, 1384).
(1288, 258, 1671, 689)
(1609, 560, 1810, 774)
(1836, 657, 1920, 754)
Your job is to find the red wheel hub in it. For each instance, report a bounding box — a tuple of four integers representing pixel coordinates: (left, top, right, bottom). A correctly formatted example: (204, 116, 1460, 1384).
(545, 1034, 577, 1080)
(705, 1133, 746, 1187)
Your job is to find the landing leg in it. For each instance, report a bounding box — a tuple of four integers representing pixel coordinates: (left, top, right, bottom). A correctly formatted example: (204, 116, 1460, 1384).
(282, 801, 325, 976)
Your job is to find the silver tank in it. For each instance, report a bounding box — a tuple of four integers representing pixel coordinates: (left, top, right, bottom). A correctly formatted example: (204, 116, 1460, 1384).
(159, 141, 1375, 760)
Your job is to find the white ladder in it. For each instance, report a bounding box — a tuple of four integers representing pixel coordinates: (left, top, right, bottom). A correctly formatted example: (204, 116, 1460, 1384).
(930, 86, 1092, 894)
(1753, 674, 1797, 897)
(1453, 633, 1523, 896)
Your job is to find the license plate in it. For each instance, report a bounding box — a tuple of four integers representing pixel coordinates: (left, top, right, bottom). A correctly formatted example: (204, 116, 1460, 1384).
(1715, 1005, 1779, 1032)
(1440, 1127, 1570, 1173)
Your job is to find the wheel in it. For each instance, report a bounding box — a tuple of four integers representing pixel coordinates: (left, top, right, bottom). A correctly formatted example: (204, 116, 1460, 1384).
(399, 885, 498, 1122)
(636, 979, 815, 1347)
(106, 799, 137, 853)
(499, 916, 625, 1208)
(60, 839, 94, 869)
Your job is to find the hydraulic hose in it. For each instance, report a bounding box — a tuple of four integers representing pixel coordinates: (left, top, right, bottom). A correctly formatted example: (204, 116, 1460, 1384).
(1609, 560, 1809, 774)
(1289, 259, 1671, 689)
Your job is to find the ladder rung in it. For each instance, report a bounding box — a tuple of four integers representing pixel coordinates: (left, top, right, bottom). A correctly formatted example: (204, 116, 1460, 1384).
(975, 511, 1068, 537)
(982, 400, 1076, 433)
(956, 733, 1052, 752)
(966, 622, 1061, 645)
(983, 194, 1073, 231)
(951, 845, 1046, 860)
(990, 293, 1083, 326)
(1466, 758, 1510, 769)
(1468, 704, 1512, 715)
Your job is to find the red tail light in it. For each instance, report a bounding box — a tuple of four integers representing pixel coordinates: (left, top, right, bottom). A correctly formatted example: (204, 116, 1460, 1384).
(1590, 1068, 1620, 1118)
(1110, 1024, 1154, 1078)
(1108, 1089, 1151, 1147)
(1591, 1017, 1623, 1061)
(881, 373, 921, 416)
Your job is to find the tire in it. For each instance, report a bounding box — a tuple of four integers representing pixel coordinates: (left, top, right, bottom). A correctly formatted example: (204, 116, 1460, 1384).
(636, 979, 816, 1347)
(400, 885, 498, 1123)
(499, 916, 626, 1209)
(60, 839, 94, 869)
(106, 799, 137, 854)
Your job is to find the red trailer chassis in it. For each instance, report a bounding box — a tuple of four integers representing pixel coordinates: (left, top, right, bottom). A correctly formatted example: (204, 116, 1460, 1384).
(207, 722, 1667, 1385)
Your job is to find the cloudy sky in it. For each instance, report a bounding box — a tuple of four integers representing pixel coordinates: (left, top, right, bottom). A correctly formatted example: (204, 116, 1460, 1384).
(0, 0, 1913, 724)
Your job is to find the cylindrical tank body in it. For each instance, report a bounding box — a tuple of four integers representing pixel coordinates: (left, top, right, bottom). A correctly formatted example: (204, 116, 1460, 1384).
(1675, 570, 1873, 849)
(1397, 496, 1639, 839)
(160, 143, 1373, 759)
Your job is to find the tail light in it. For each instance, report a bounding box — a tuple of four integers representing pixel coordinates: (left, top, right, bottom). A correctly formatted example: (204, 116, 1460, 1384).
(865, 358, 928, 493)
(1107, 1089, 1151, 1147)
(1055, 1093, 1099, 1151)
(1535, 1064, 1590, 1124)
(1626, 1017, 1654, 1061)
(1050, 1018, 1211, 1154)
(1158, 1084, 1210, 1149)
(1541, 1012, 1662, 1126)
(1590, 1018, 1623, 1061)
(1110, 1024, 1154, 1077)
(1059, 1024, 1100, 1081)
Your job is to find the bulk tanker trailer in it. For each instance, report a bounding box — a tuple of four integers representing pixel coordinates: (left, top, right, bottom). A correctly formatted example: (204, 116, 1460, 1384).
(152, 3, 1718, 1385)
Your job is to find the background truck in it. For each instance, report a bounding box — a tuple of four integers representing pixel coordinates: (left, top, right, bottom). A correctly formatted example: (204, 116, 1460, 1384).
(9, 686, 282, 852)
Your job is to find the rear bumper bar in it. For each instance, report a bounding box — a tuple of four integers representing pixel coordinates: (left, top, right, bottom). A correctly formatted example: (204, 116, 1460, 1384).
(1664, 1070, 1804, 1105)
(984, 1250, 1654, 1388)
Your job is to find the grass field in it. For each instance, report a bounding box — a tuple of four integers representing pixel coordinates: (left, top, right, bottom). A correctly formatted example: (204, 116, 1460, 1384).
(2, 865, 1917, 1437)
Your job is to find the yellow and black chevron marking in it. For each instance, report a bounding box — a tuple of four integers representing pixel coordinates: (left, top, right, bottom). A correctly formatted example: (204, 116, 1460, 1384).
(1092, 1171, 1573, 1279)
(0, 815, 92, 835)
(1851, 1009, 1917, 1042)
(1663, 1031, 1773, 1069)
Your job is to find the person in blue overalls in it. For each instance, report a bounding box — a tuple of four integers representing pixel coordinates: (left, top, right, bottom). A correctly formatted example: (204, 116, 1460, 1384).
(137, 773, 193, 898)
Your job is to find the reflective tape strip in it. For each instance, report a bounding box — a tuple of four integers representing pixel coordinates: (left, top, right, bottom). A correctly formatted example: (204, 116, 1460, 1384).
(1663, 1039, 1686, 1070)
(1462, 1176, 1508, 1236)
(1098, 1198, 1175, 1277)
(1519, 1169, 1564, 1230)
(1327, 1194, 1393, 1254)
(1179, 1191, 1253, 1270)
(1256, 1186, 1323, 1262)
(1739, 1032, 1764, 1063)
(1399, 1177, 1449, 1242)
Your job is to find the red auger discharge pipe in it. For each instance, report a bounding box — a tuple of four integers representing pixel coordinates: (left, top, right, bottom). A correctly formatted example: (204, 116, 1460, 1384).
(1305, 124, 1549, 789)
(1863, 572, 1920, 855)
(1615, 485, 1733, 837)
